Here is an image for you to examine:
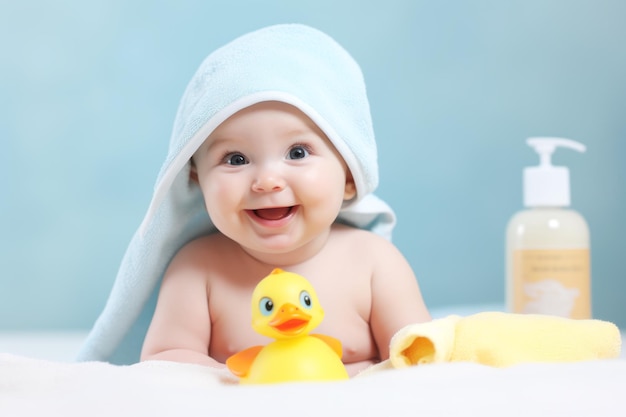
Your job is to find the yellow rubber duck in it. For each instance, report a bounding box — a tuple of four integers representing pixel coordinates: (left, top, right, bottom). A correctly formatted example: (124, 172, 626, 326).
(226, 268, 349, 384)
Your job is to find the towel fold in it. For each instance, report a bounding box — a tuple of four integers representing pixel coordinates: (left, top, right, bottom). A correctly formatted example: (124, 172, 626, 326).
(390, 312, 622, 368)
(77, 24, 396, 363)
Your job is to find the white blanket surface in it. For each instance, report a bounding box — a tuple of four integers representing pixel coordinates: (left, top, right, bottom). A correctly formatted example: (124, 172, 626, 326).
(2, 352, 625, 417)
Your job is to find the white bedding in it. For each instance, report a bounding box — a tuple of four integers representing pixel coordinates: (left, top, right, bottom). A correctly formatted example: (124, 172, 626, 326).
(1, 306, 624, 417)
(1, 352, 625, 416)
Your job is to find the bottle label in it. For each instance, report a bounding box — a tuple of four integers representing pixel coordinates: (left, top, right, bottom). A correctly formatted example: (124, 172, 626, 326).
(512, 249, 590, 319)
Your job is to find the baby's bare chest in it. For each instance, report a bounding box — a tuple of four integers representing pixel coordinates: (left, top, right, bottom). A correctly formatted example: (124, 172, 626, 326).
(207, 270, 377, 365)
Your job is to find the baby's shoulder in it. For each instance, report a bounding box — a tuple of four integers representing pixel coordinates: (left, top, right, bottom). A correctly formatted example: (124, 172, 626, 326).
(172, 232, 235, 262)
(167, 233, 254, 282)
(330, 223, 396, 251)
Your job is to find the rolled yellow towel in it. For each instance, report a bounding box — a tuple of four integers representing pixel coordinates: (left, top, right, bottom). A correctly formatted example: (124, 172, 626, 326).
(390, 312, 622, 368)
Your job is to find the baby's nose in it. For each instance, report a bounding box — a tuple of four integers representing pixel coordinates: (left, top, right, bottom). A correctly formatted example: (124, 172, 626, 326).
(251, 170, 286, 192)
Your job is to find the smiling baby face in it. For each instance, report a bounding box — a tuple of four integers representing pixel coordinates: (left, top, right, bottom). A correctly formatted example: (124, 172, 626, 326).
(191, 101, 356, 259)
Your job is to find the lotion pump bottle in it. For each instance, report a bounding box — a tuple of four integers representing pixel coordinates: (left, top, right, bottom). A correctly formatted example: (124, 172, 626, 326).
(506, 137, 590, 319)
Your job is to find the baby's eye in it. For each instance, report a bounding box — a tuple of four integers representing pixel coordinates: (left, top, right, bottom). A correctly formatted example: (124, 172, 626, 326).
(287, 145, 310, 160)
(224, 152, 248, 166)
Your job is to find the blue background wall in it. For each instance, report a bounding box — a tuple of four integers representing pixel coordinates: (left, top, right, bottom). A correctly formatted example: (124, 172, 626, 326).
(1, 0, 624, 330)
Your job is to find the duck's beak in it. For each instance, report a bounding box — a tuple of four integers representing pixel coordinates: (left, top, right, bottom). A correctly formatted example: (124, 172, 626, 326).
(269, 303, 312, 335)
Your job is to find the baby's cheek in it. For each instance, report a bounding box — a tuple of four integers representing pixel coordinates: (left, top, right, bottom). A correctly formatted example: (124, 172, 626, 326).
(204, 181, 238, 209)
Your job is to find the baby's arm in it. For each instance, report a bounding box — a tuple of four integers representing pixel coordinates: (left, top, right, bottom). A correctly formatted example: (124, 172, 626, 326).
(369, 238, 431, 360)
(141, 242, 223, 368)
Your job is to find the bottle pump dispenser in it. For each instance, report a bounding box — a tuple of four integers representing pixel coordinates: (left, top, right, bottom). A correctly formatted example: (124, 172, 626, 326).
(524, 137, 586, 208)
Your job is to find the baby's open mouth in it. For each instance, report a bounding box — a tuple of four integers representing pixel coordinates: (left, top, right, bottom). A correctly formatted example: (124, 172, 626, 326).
(252, 206, 296, 221)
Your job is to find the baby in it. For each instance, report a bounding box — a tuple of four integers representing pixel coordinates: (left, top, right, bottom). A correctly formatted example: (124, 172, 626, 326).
(78, 24, 430, 376)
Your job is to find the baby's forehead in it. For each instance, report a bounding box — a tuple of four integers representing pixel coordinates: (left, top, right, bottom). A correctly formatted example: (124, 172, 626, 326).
(198, 101, 336, 151)
(190, 103, 351, 180)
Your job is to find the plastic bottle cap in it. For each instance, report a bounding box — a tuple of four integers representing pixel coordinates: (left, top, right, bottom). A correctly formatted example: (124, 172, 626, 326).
(523, 137, 586, 207)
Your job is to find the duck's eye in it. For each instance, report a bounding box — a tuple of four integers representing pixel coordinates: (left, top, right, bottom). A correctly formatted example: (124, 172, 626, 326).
(259, 297, 274, 316)
(299, 291, 312, 309)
